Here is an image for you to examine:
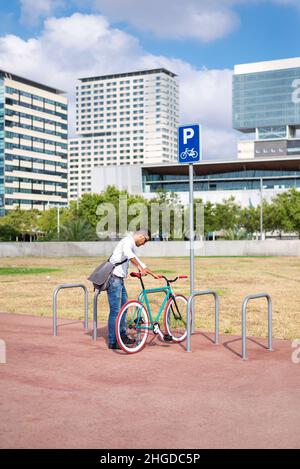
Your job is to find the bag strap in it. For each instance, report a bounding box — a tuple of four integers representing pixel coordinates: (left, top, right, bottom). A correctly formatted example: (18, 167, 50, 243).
(115, 258, 128, 267)
(108, 256, 128, 267)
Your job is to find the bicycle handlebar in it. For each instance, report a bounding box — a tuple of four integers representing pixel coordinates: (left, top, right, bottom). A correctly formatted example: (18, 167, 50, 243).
(130, 272, 188, 283)
(157, 275, 186, 279)
(158, 274, 188, 283)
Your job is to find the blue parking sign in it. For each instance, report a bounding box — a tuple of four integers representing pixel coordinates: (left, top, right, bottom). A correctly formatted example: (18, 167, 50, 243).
(178, 124, 201, 164)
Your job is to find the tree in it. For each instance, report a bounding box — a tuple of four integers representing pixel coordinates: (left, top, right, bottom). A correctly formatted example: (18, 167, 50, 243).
(149, 189, 184, 239)
(59, 217, 97, 241)
(239, 206, 260, 237)
(37, 208, 58, 240)
(222, 228, 249, 240)
(36, 205, 73, 240)
(0, 221, 18, 241)
(2, 209, 40, 241)
(261, 200, 281, 237)
(214, 196, 241, 232)
(79, 187, 149, 238)
(269, 188, 300, 238)
(78, 193, 103, 227)
(287, 188, 300, 237)
(203, 201, 217, 236)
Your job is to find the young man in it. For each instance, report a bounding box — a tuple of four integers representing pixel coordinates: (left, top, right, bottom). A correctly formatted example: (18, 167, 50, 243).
(107, 229, 159, 349)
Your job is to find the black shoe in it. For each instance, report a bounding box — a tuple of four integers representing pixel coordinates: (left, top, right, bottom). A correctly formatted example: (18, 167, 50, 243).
(163, 334, 173, 342)
(108, 342, 121, 350)
(121, 335, 136, 345)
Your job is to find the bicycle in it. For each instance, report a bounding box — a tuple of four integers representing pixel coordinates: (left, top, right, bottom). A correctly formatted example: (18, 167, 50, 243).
(115, 272, 188, 354)
(180, 147, 198, 160)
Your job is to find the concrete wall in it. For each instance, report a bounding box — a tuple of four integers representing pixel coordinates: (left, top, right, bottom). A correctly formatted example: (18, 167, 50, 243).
(0, 240, 300, 257)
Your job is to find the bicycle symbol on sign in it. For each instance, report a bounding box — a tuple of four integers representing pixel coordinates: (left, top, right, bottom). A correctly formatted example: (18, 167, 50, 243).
(180, 147, 198, 160)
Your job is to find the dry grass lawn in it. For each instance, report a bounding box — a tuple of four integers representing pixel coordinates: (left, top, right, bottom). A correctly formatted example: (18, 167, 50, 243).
(0, 256, 299, 340)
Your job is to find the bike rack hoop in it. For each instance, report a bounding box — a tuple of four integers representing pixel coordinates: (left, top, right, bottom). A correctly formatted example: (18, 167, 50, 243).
(53, 283, 89, 336)
(186, 290, 220, 352)
(242, 292, 273, 360)
(93, 288, 101, 341)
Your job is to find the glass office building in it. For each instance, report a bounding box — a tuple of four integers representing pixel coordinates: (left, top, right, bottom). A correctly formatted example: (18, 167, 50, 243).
(0, 70, 68, 215)
(142, 161, 300, 193)
(232, 58, 300, 159)
(233, 57, 300, 134)
(91, 157, 300, 208)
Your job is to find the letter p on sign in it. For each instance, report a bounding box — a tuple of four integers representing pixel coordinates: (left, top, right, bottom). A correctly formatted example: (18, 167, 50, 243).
(183, 127, 194, 145)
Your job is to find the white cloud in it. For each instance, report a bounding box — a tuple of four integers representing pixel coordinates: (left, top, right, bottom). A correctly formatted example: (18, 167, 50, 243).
(74, 0, 300, 42)
(138, 55, 235, 158)
(18, 0, 300, 41)
(179, 66, 235, 159)
(0, 13, 236, 159)
(272, 0, 300, 8)
(0, 13, 143, 95)
(18, 0, 240, 40)
(77, 0, 240, 42)
(20, 0, 66, 26)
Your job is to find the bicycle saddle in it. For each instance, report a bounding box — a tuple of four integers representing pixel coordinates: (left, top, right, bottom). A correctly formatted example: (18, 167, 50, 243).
(130, 272, 142, 278)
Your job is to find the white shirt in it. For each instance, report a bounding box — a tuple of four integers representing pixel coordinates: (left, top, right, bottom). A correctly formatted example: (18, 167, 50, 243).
(110, 233, 147, 278)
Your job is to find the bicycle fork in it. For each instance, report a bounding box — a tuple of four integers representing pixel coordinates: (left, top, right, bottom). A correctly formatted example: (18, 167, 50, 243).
(170, 295, 183, 321)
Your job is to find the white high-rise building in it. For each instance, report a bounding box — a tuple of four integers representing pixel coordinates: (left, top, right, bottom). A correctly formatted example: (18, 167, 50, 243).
(68, 68, 179, 201)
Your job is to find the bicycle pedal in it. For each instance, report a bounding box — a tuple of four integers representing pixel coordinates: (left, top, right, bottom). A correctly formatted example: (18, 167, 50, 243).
(163, 334, 173, 342)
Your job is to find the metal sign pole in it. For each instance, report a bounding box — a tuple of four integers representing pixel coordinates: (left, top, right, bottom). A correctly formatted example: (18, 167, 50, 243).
(57, 206, 60, 239)
(260, 177, 263, 241)
(178, 124, 200, 337)
(189, 163, 195, 331)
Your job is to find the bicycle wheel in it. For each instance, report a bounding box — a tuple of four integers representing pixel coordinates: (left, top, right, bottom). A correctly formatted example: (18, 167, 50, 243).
(164, 294, 188, 342)
(115, 300, 150, 353)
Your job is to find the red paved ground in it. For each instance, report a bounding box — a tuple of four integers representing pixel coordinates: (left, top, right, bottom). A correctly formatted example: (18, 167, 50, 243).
(0, 312, 299, 449)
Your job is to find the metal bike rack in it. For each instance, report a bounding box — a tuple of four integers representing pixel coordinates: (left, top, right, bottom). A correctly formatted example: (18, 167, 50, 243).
(186, 290, 220, 352)
(93, 289, 101, 341)
(53, 283, 89, 336)
(242, 293, 273, 360)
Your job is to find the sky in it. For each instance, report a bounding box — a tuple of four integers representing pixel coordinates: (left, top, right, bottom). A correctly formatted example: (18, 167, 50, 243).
(0, 0, 300, 160)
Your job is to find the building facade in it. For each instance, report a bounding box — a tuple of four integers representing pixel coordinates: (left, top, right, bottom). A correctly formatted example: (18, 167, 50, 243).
(91, 157, 300, 207)
(0, 70, 68, 215)
(68, 68, 179, 201)
(232, 57, 300, 160)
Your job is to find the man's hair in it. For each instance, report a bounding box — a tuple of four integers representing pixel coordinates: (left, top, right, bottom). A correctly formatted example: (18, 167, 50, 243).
(135, 229, 151, 240)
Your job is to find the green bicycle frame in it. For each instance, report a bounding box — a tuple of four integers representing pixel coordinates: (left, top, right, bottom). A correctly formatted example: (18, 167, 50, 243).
(134, 284, 174, 332)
